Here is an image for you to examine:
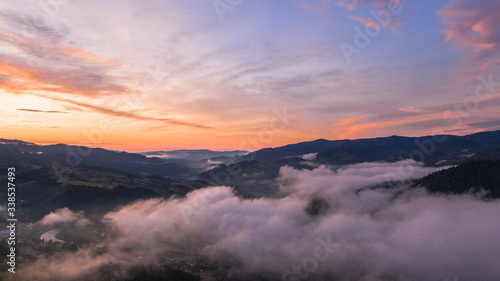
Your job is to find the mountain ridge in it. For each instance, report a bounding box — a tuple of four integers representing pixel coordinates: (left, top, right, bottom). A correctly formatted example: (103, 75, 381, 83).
(242, 130, 500, 163)
(2, 130, 500, 221)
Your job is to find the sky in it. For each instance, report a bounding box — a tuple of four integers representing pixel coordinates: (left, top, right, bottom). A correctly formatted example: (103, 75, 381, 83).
(0, 0, 499, 152)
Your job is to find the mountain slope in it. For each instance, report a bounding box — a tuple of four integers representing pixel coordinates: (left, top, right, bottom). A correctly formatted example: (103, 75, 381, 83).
(414, 160, 500, 198)
(242, 130, 500, 166)
(0, 141, 196, 179)
(198, 130, 500, 197)
(0, 164, 208, 221)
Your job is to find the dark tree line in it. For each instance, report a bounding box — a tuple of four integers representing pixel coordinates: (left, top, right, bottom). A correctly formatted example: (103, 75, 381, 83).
(415, 160, 500, 198)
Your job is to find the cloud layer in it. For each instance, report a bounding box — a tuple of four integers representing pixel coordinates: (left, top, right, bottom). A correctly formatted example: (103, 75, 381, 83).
(16, 160, 500, 281)
(39, 207, 89, 227)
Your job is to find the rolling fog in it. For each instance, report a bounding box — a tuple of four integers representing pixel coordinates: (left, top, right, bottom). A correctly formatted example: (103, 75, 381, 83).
(17, 160, 500, 281)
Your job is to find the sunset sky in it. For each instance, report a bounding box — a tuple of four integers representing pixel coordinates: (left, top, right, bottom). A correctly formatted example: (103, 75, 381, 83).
(1, 0, 499, 152)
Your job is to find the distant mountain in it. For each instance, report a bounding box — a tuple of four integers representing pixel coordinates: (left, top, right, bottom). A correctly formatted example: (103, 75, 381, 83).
(200, 130, 500, 197)
(242, 130, 500, 166)
(2, 130, 500, 220)
(140, 149, 249, 160)
(0, 140, 209, 221)
(0, 141, 196, 179)
(464, 130, 500, 147)
(138, 149, 250, 170)
(0, 138, 36, 146)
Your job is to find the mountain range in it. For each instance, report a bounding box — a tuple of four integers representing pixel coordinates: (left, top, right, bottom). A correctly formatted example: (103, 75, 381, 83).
(139, 149, 249, 160)
(1, 129, 500, 221)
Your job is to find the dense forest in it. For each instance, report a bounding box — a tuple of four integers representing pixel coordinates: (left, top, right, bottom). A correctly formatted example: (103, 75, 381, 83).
(415, 160, 500, 198)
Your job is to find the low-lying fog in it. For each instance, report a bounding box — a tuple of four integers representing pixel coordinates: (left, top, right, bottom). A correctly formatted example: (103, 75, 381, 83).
(16, 160, 500, 281)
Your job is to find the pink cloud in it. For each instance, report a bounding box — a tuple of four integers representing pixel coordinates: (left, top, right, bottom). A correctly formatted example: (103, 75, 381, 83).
(338, 0, 408, 31)
(349, 15, 380, 30)
(337, 0, 359, 11)
(438, 0, 500, 59)
(398, 106, 422, 113)
(338, 0, 402, 11)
